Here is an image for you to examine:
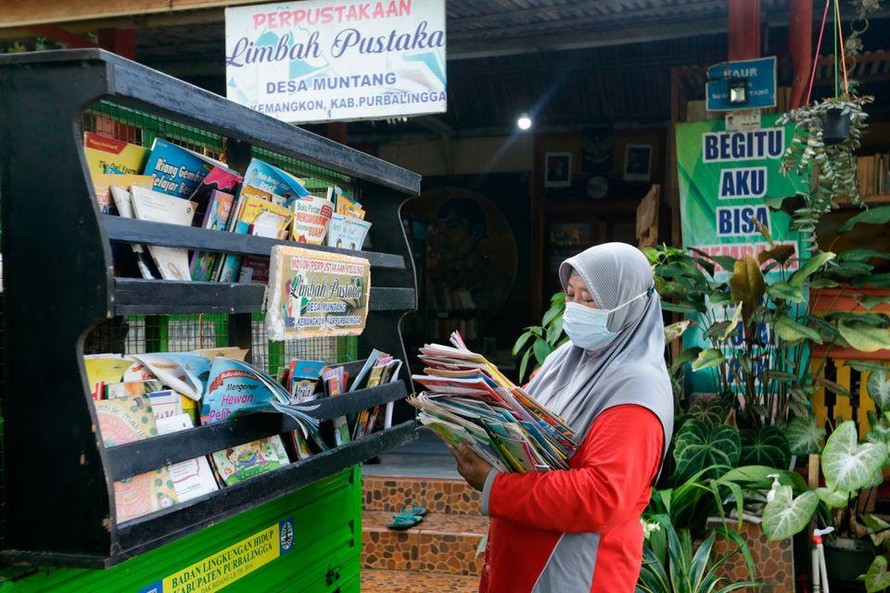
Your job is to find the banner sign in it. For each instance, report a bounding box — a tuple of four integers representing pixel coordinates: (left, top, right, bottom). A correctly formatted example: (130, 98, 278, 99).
(266, 246, 371, 341)
(706, 56, 777, 111)
(225, 0, 447, 123)
(677, 113, 804, 395)
(138, 519, 295, 593)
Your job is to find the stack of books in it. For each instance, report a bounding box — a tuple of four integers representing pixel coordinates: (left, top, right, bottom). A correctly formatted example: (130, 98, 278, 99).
(409, 332, 576, 473)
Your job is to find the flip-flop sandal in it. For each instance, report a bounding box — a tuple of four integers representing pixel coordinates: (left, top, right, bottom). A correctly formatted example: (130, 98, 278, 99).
(386, 513, 423, 530)
(401, 504, 427, 517)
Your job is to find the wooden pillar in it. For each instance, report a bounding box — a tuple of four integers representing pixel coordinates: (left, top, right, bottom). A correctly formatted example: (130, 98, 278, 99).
(728, 0, 761, 61)
(326, 122, 348, 145)
(789, 0, 814, 108)
(98, 28, 136, 60)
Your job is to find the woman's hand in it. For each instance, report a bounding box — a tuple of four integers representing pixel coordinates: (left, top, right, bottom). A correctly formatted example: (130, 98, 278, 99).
(450, 443, 493, 491)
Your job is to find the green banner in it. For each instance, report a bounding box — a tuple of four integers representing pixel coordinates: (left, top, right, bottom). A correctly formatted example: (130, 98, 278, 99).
(678, 114, 802, 260)
(677, 114, 804, 396)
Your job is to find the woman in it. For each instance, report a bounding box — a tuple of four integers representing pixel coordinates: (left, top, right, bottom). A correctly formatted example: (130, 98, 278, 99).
(451, 242, 674, 593)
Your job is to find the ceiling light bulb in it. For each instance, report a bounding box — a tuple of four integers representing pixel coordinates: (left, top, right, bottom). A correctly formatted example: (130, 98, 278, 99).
(517, 115, 532, 130)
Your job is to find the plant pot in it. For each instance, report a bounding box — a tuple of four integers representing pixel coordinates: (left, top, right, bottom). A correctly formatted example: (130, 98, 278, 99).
(823, 535, 877, 591)
(822, 107, 852, 145)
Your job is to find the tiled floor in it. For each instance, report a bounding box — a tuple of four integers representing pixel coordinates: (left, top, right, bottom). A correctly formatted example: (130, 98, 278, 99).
(361, 569, 479, 593)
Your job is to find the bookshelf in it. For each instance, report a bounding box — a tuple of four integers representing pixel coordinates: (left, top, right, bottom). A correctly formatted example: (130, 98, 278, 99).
(0, 49, 419, 571)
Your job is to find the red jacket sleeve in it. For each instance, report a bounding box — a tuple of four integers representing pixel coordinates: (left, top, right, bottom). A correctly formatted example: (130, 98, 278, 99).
(485, 404, 663, 533)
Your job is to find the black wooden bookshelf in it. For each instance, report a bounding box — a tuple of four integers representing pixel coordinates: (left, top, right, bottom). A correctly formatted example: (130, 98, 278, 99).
(0, 49, 420, 567)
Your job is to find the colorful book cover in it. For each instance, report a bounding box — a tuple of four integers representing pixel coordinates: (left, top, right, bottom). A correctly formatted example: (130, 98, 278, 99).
(210, 436, 290, 486)
(142, 138, 219, 198)
(83, 354, 132, 400)
(190, 190, 235, 281)
(188, 166, 243, 224)
(323, 366, 350, 447)
(326, 213, 372, 251)
(201, 357, 290, 424)
(94, 394, 180, 522)
(217, 194, 294, 282)
(290, 359, 326, 403)
(155, 413, 220, 502)
(242, 158, 311, 205)
(292, 196, 334, 245)
(83, 132, 150, 179)
(147, 389, 183, 420)
(127, 353, 208, 401)
(104, 380, 163, 399)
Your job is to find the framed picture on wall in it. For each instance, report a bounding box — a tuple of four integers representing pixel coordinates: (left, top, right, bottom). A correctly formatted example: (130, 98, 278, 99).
(623, 144, 652, 182)
(544, 152, 572, 188)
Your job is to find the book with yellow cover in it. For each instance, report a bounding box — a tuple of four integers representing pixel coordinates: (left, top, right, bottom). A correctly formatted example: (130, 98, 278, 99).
(83, 132, 150, 178)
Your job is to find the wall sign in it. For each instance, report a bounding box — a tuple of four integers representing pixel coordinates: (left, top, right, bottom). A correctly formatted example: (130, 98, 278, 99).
(706, 56, 777, 111)
(138, 519, 295, 593)
(266, 246, 371, 341)
(225, 0, 447, 123)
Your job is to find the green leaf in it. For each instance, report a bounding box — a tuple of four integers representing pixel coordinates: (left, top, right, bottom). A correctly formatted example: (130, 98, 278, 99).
(867, 369, 890, 411)
(815, 487, 851, 509)
(664, 320, 694, 345)
(661, 301, 703, 313)
(840, 205, 890, 232)
(762, 486, 819, 541)
(546, 316, 564, 344)
(838, 320, 890, 353)
(542, 303, 563, 327)
(687, 397, 729, 427)
(690, 248, 737, 273)
(847, 360, 890, 374)
(518, 348, 532, 383)
(532, 339, 553, 365)
(730, 256, 766, 324)
(838, 248, 890, 262)
(864, 555, 890, 593)
(692, 348, 726, 372)
(759, 244, 796, 266)
(671, 347, 702, 373)
(767, 282, 806, 303)
(512, 330, 535, 355)
(789, 251, 836, 287)
(822, 420, 888, 492)
(671, 419, 741, 483)
(774, 316, 824, 345)
(858, 295, 890, 310)
(739, 426, 792, 469)
(783, 415, 826, 455)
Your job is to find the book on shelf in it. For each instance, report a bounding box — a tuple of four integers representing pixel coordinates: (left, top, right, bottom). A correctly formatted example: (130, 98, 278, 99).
(322, 365, 351, 447)
(292, 195, 335, 245)
(210, 436, 291, 487)
(189, 190, 235, 281)
(129, 186, 197, 281)
(109, 184, 160, 279)
(409, 331, 577, 473)
(91, 173, 153, 215)
(330, 186, 366, 220)
(187, 166, 243, 225)
(347, 351, 403, 440)
(142, 138, 228, 199)
(326, 213, 372, 251)
(241, 158, 312, 205)
(83, 132, 151, 180)
(216, 194, 295, 283)
(155, 413, 220, 502)
(94, 394, 180, 522)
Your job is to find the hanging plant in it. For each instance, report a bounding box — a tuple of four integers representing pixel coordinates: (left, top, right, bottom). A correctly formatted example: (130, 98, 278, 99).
(777, 0, 875, 250)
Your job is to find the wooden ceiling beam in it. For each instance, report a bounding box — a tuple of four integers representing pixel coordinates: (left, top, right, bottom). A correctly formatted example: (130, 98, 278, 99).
(0, 0, 249, 29)
(0, 9, 223, 41)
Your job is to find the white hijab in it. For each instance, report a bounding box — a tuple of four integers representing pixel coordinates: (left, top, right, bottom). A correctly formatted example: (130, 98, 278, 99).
(527, 242, 674, 461)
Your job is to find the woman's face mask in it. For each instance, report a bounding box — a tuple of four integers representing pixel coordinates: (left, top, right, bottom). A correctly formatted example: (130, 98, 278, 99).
(563, 278, 651, 350)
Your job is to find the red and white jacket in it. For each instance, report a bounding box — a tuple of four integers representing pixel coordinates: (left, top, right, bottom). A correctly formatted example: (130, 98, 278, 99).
(478, 404, 664, 593)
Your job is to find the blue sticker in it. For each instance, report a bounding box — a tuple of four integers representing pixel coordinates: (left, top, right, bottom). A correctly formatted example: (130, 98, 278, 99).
(279, 518, 295, 554)
(138, 582, 163, 593)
